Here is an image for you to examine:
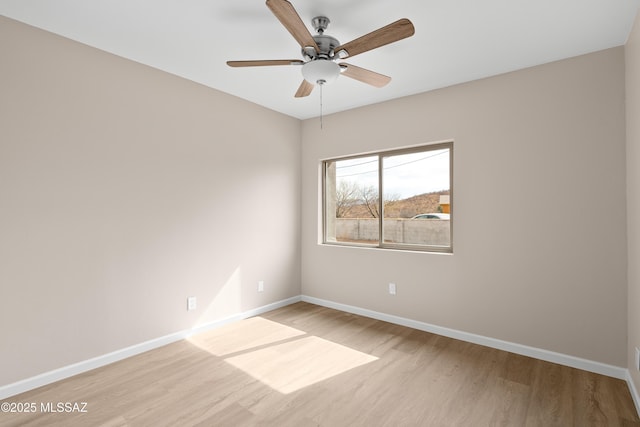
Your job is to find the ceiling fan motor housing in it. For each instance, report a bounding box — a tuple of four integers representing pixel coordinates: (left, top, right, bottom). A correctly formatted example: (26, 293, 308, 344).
(303, 16, 340, 60)
(301, 17, 342, 84)
(310, 34, 340, 59)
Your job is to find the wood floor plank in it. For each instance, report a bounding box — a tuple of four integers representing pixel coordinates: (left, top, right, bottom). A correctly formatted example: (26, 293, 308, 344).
(1, 301, 638, 426)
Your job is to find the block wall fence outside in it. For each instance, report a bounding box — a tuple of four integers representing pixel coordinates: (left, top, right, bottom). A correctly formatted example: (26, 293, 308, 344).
(334, 218, 450, 246)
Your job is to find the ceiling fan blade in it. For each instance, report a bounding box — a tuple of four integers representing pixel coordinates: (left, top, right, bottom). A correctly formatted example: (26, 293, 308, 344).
(340, 63, 391, 88)
(335, 18, 415, 59)
(266, 0, 319, 53)
(295, 80, 314, 98)
(227, 60, 304, 67)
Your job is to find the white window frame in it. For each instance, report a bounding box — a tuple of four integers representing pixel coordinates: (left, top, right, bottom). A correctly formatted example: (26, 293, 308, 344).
(322, 142, 453, 253)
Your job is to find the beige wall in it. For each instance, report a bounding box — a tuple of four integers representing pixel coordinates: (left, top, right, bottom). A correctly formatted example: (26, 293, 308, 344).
(0, 12, 634, 390)
(627, 10, 640, 393)
(301, 47, 628, 367)
(0, 17, 301, 386)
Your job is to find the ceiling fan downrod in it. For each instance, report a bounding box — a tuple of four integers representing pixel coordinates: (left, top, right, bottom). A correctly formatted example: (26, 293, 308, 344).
(312, 16, 330, 34)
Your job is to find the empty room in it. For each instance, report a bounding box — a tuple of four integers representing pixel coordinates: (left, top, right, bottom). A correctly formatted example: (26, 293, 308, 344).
(2, 0, 640, 425)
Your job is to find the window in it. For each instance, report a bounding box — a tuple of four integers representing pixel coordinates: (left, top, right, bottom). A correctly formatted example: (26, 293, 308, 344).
(323, 142, 452, 253)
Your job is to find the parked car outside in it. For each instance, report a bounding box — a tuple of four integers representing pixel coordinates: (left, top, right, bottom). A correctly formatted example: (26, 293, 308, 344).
(411, 213, 450, 220)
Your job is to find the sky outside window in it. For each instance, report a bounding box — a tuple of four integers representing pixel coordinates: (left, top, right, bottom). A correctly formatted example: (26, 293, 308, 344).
(335, 149, 449, 199)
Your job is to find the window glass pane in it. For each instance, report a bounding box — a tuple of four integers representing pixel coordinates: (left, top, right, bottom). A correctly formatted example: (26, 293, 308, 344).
(322, 142, 452, 252)
(325, 156, 379, 245)
(382, 148, 451, 247)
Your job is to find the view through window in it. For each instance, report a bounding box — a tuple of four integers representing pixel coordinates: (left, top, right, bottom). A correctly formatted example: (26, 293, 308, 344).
(323, 142, 452, 252)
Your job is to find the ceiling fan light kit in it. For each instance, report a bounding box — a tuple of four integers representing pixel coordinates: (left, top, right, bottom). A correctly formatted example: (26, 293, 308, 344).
(302, 60, 340, 85)
(227, 0, 415, 98)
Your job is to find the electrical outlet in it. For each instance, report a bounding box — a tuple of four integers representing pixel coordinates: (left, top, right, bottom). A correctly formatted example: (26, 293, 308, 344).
(258, 281, 264, 292)
(187, 296, 197, 311)
(635, 347, 640, 371)
(388, 283, 397, 295)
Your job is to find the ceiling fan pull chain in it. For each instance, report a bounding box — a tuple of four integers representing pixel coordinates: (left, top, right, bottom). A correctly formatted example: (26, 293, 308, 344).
(319, 80, 324, 129)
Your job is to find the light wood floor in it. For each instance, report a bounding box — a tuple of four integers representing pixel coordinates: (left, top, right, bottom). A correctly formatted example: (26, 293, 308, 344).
(1, 302, 639, 426)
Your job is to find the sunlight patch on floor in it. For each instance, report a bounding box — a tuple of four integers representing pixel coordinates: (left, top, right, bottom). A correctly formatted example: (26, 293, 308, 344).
(225, 335, 378, 394)
(188, 317, 306, 356)
(188, 316, 378, 394)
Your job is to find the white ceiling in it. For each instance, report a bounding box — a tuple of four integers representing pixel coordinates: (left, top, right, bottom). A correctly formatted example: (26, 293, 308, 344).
(1, 0, 639, 119)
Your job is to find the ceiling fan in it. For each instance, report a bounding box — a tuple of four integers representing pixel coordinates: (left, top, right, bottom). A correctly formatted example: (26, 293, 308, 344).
(227, 0, 415, 98)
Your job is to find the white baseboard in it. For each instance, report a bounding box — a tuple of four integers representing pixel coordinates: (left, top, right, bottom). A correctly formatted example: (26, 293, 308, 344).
(187, 295, 302, 337)
(2, 293, 635, 411)
(0, 296, 301, 400)
(627, 370, 640, 417)
(301, 295, 628, 380)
